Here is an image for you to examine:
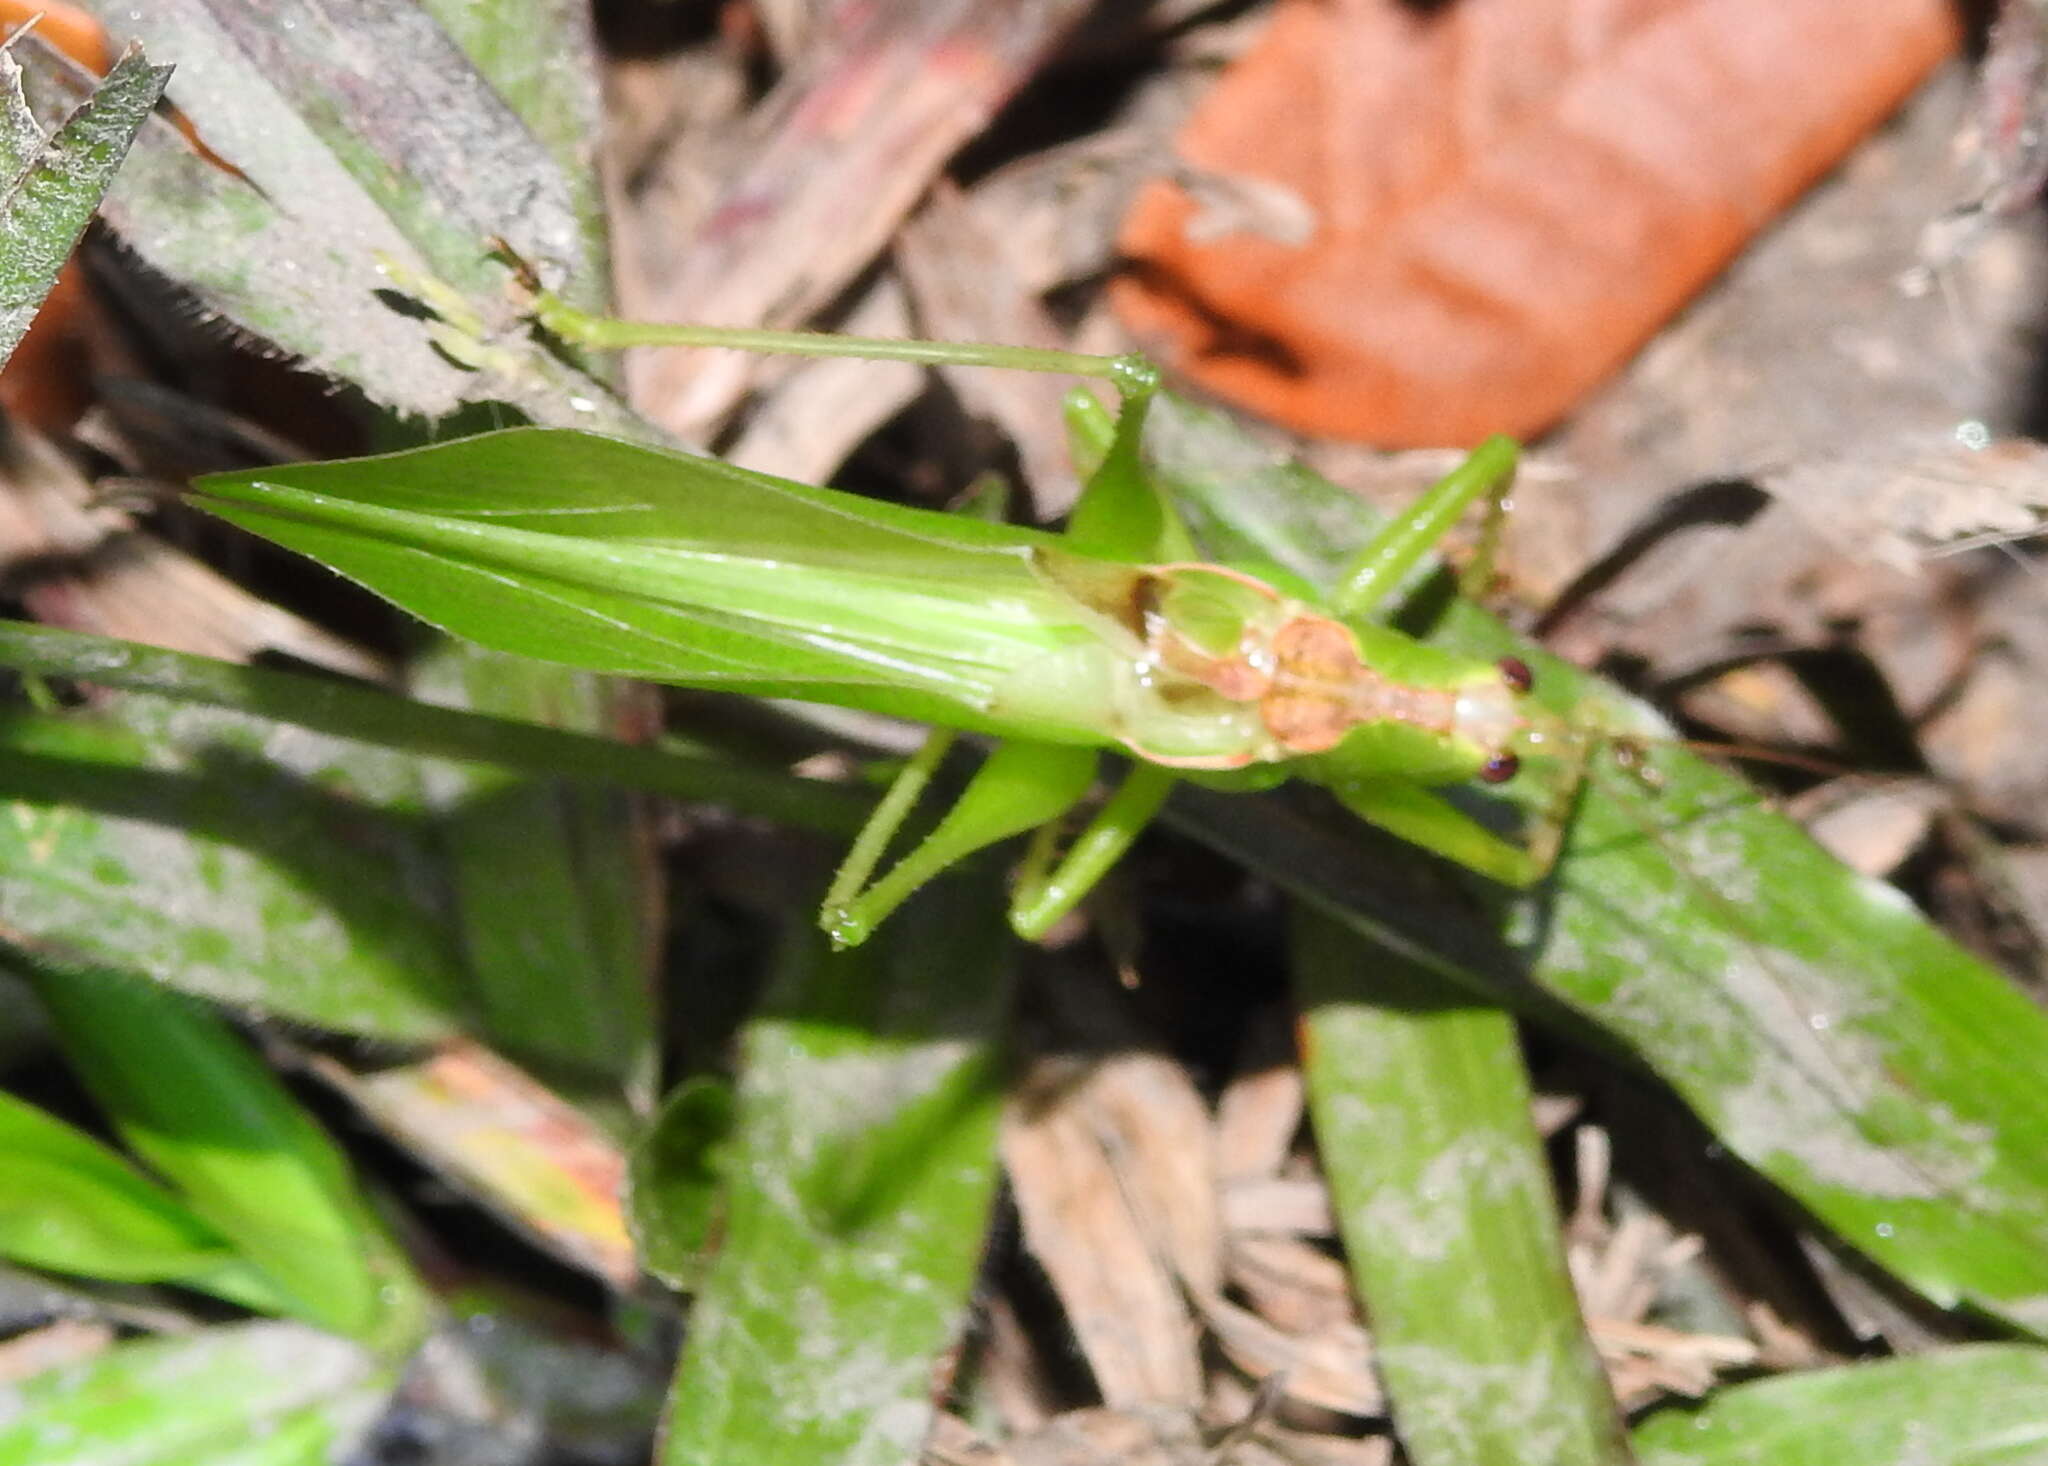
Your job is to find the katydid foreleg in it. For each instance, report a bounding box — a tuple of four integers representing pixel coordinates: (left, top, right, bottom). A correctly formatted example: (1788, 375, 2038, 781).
(1331, 436, 1521, 620)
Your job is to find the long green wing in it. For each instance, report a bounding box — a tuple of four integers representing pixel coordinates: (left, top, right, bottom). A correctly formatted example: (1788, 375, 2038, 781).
(194, 428, 1129, 742)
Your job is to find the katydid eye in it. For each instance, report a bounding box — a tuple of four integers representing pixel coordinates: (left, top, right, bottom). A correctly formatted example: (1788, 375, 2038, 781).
(1479, 753, 1520, 784)
(1497, 656, 1534, 694)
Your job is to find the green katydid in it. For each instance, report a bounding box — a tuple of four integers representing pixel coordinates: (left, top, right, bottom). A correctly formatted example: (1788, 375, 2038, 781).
(189, 301, 1587, 949)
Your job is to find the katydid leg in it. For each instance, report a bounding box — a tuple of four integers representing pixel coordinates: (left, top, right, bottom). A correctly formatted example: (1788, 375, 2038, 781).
(1326, 778, 1551, 889)
(1009, 762, 1179, 941)
(822, 740, 1098, 948)
(1062, 387, 1116, 478)
(823, 727, 957, 921)
(1061, 374, 1200, 565)
(523, 285, 1153, 392)
(1331, 436, 1519, 620)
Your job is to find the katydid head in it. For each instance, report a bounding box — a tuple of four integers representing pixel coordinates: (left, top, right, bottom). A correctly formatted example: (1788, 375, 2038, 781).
(1095, 561, 1561, 789)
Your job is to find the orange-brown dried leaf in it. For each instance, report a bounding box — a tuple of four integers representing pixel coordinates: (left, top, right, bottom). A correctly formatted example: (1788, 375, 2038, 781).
(1114, 0, 1959, 446)
(0, 2, 113, 73)
(0, 3, 115, 431)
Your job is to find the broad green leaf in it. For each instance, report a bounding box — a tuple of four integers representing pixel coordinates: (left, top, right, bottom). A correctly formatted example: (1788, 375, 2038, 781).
(21, 959, 429, 1348)
(0, 1320, 391, 1466)
(0, 618, 870, 836)
(1293, 907, 1630, 1466)
(1632, 1345, 2048, 1465)
(0, 693, 466, 1040)
(0, 41, 169, 369)
(56, 0, 639, 432)
(0, 1088, 286, 1311)
(658, 878, 1011, 1466)
(1149, 393, 2048, 1333)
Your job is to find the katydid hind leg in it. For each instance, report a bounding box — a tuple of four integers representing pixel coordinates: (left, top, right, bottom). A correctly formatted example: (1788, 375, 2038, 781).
(518, 272, 1190, 558)
(1061, 376, 1203, 564)
(511, 267, 1147, 391)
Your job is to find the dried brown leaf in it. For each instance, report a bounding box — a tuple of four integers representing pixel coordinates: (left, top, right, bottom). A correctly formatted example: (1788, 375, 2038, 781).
(621, 0, 1095, 437)
(897, 183, 1083, 515)
(1763, 432, 2048, 571)
(1220, 1176, 1332, 1238)
(1193, 1291, 1381, 1417)
(0, 1319, 113, 1385)
(1003, 1061, 1204, 1406)
(0, 423, 382, 675)
(1213, 1056, 1304, 1185)
(722, 274, 923, 484)
(1224, 1234, 1355, 1335)
(1079, 1052, 1222, 1300)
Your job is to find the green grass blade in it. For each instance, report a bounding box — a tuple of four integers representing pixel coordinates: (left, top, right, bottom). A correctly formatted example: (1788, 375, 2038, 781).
(0, 696, 467, 1040)
(0, 1088, 287, 1311)
(1632, 1345, 2048, 1465)
(1150, 392, 2048, 1332)
(1293, 905, 1630, 1466)
(0, 619, 870, 836)
(411, 641, 660, 1102)
(20, 959, 429, 1349)
(0, 1320, 391, 1466)
(0, 41, 168, 369)
(655, 877, 1012, 1465)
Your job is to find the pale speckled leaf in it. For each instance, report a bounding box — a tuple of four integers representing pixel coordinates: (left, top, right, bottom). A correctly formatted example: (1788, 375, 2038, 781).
(0, 41, 42, 181)
(0, 1320, 391, 1466)
(1632, 1345, 2048, 1465)
(657, 878, 1011, 1466)
(47, 0, 642, 432)
(419, 0, 608, 317)
(0, 41, 168, 368)
(1293, 906, 1630, 1466)
(1148, 393, 2048, 1333)
(0, 694, 466, 1042)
